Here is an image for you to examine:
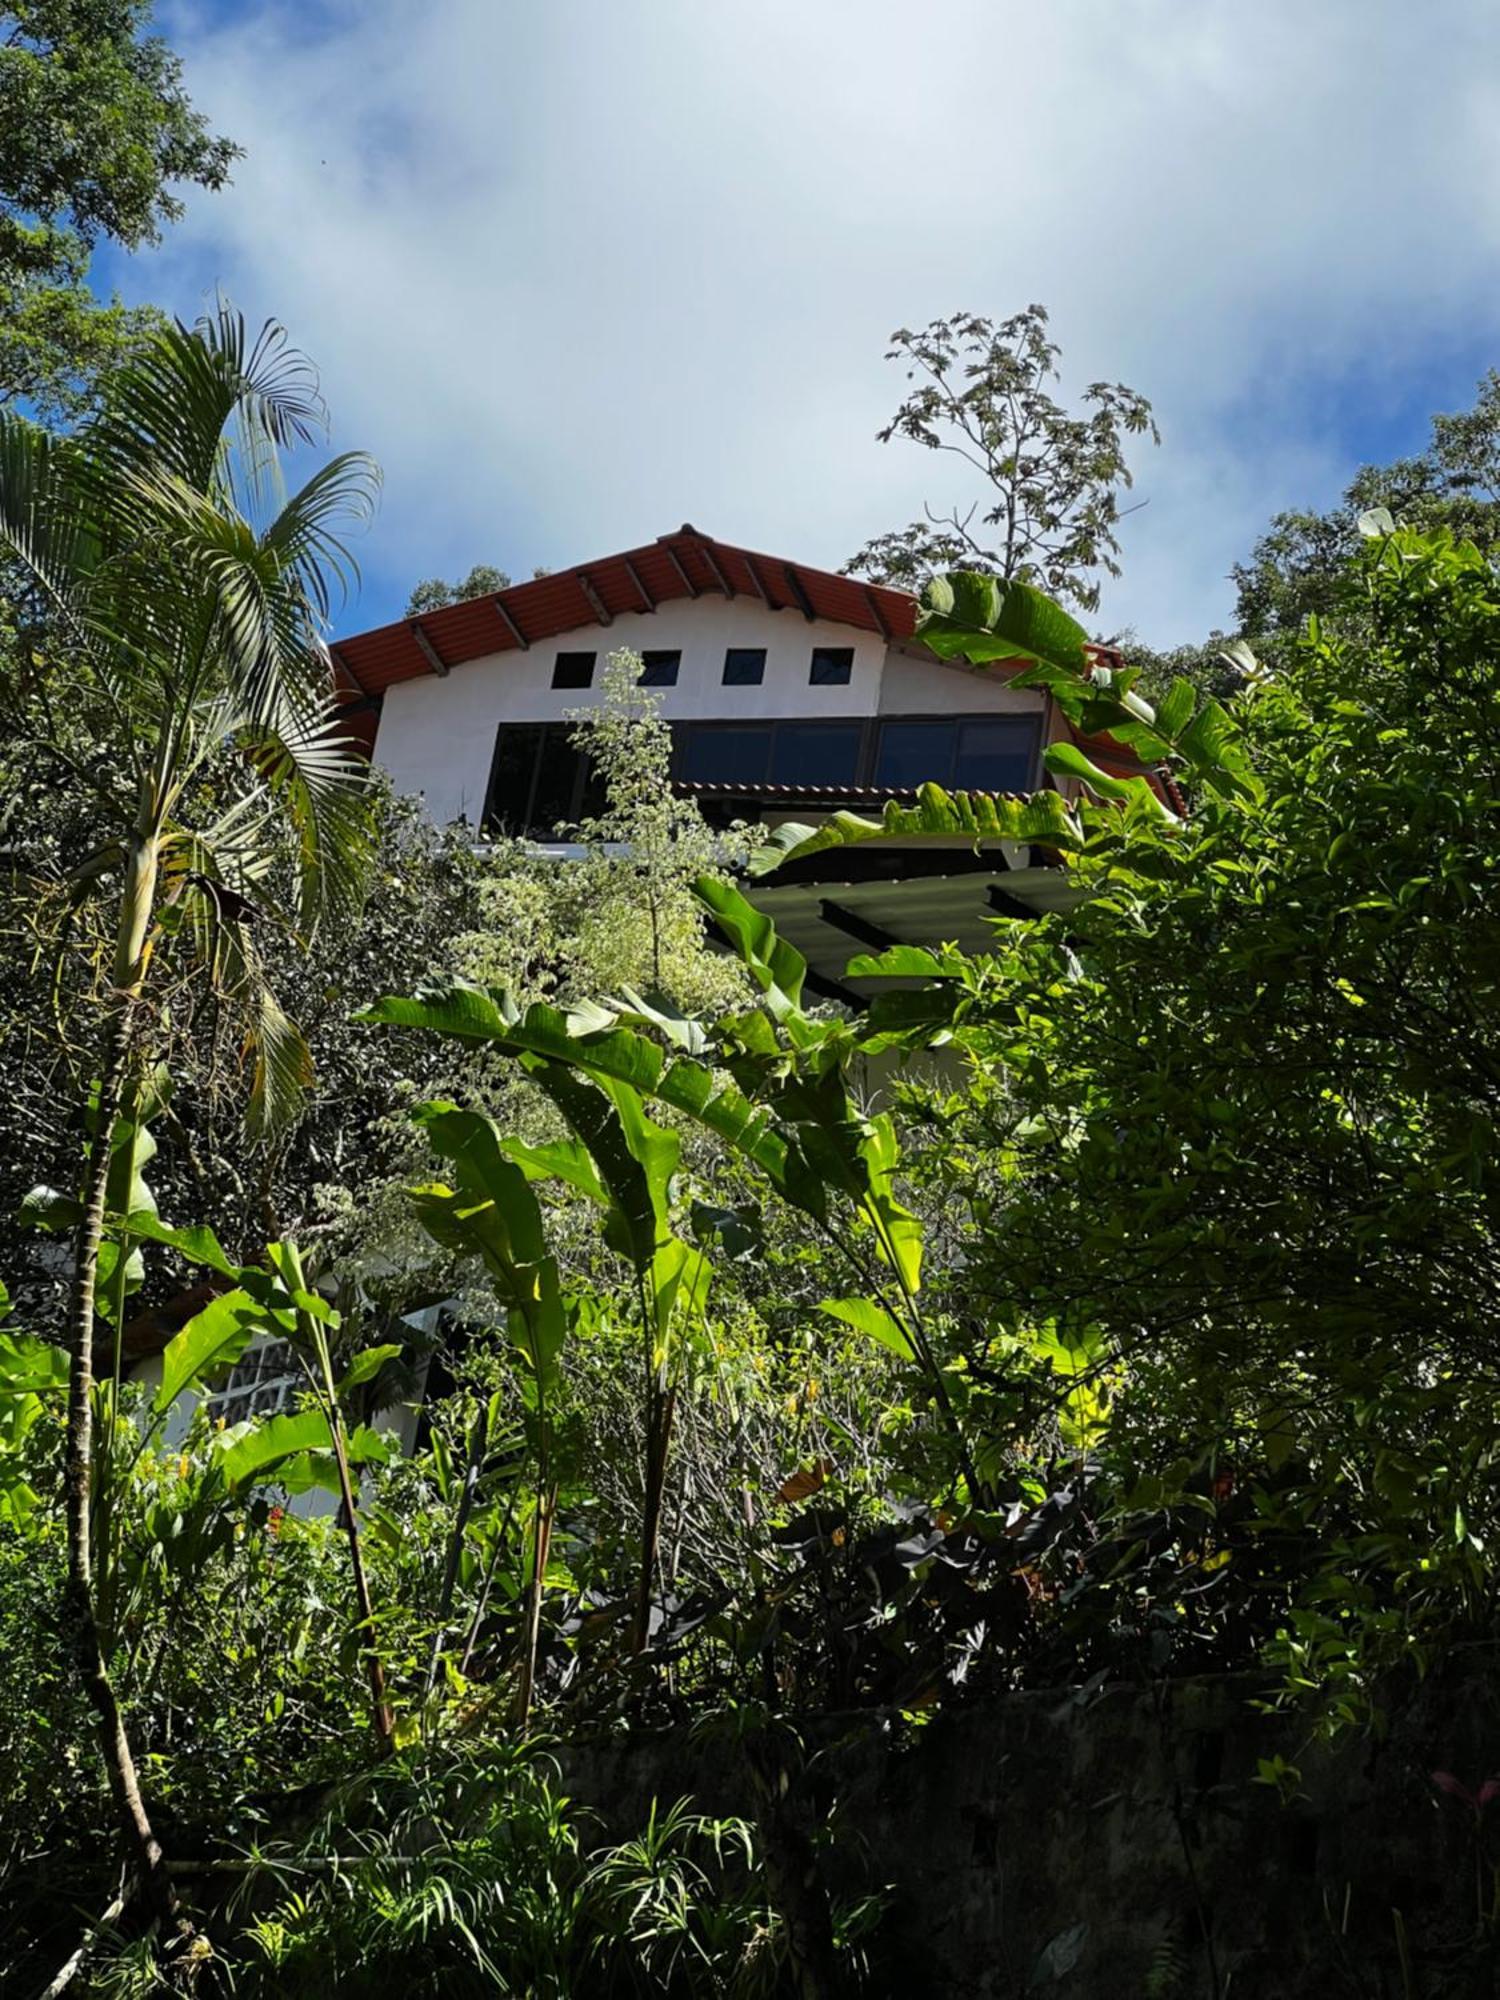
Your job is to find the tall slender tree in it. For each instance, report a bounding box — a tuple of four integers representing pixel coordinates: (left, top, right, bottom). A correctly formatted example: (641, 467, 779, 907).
(0, 306, 377, 1960)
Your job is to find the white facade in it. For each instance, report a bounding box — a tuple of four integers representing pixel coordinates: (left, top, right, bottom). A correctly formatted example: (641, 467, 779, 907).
(373, 595, 1045, 826)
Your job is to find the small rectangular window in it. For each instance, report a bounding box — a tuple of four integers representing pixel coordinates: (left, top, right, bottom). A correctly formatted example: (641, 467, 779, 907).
(722, 648, 766, 686)
(809, 646, 853, 686)
(639, 649, 681, 687)
(552, 650, 596, 690)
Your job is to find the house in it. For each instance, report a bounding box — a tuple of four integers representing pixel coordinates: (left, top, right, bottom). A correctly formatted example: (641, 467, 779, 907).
(332, 525, 1154, 1001)
(127, 529, 1156, 1475)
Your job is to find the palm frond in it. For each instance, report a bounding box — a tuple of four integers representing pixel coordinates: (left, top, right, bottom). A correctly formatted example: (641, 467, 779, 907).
(0, 411, 105, 632)
(262, 451, 381, 622)
(239, 702, 378, 932)
(246, 980, 316, 1141)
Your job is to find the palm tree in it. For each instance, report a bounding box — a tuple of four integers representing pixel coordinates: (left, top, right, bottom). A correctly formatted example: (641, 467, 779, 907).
(0, 306, 378, 1955)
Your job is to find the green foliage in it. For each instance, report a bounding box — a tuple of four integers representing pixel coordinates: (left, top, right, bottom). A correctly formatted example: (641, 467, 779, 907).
(0, 0, 238, 422)
(844, 305, 1159, 612)
(406, 562, 512, 616)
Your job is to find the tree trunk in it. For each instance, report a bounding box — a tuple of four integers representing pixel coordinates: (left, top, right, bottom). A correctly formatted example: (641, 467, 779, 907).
(66, 1024, 191, 1950)
(515, 1481, 555, 1723)
(425, 1398, 490, 1697)
(62, 831, 196, 1961)
(634, 1381, 676, 1654)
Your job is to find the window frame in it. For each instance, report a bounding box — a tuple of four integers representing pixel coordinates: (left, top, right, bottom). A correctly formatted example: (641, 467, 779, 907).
(483, 721, 600, 835)
(672, 718, 867, 789)
(207, 1338, 302, 1425)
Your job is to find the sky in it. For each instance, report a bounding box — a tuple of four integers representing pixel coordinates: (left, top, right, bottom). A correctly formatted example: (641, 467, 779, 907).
(97, 0, 1500, 646)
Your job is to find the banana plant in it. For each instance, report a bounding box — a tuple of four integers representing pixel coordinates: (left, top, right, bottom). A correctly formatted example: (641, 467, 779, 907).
(365, 888, 983, 1501)
(85, 1210, 396, 1739)
(747, 570, 1262, 885)
(408, 1105, 568, 1721)
(502, 1062, 712, 1654)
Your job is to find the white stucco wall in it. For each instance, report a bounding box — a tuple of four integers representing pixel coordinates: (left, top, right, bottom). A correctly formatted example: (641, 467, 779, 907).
(379, 600, 885, 824)
(878, 648, 1046, 717)
(373, 599, 1052, 826)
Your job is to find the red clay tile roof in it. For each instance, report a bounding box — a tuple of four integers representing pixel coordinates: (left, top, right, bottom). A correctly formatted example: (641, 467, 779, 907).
(331, 525, 916, 699)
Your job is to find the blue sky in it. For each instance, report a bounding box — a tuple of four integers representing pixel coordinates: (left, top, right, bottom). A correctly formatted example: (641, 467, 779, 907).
(92, 0, 1500, 645)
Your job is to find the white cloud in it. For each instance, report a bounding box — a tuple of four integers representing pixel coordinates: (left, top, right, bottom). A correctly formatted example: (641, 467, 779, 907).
(133, 0, 1500, 643)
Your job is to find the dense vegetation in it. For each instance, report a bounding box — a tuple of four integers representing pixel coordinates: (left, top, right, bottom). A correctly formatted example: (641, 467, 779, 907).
(6, 11, 1500, 1990)
(5, 308, 1500, 1988)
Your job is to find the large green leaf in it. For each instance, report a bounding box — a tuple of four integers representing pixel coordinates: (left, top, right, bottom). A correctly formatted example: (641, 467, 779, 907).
(747, 784, 1078, 879)
(691, 877, 807, 1011)
(0, 1331, 69, 1396)
(154, 1288, 265, 1412)
(122, 1211, 243, 1280)
(217, 1409, 334, 1490)
(820, 1296, 919, 1362)
(411, 1105, 569, 1391)
(649, 1236, 712, 1363)
(920, 572, 1093, 676)
(1042, 741, 1175, 816)
(365, 986, 791, 1196)
(522, 1063, 677, 1272)
(336, 1344, 404, 1395)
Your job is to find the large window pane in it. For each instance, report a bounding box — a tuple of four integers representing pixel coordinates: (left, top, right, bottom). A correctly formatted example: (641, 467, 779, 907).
(770, 722, 862, 785)
(874, 719, 956, 788)
(680, 724, 774, 783)
(532, 725, 583, 830)
(486, 723, 545, 831)
(954, 716, 1038, 792)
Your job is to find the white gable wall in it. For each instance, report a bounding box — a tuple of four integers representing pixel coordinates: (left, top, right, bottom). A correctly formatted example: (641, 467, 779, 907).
(374, 597, 1044, 826)
(879, 647, 1045, 717)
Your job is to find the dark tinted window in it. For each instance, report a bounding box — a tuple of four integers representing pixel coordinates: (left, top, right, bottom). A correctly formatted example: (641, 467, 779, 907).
(552, 650, 596, 689)
(809, 646, 853, 685)
(770, 722, 862, 785)
(723, 648, 766, 686)
(679, 724, 774, 783)
(639, 649, 680, 686)
(485, 723, 596, 835)
(953, 716, 1038, 792)
(873, 715, 1039, 791)
(486, 723, 546, 832)
(531, 728, 583, 829)
(874, 719, 956, 788)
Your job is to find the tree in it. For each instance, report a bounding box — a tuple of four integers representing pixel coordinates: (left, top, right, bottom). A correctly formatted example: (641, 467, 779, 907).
(405, 562, 511, 616)
(1234, 370, 1500, 644)
(0, 1, 238, 423)
(806, 530, 1500, 1708)
(0, 305, 377, 1955)
(844, 306, 1159, 613)
(458, 649, 758, 1019)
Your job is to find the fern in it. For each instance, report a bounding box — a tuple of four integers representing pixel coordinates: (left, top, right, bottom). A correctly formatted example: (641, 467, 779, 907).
(1143, 1922, 1187, 1999)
